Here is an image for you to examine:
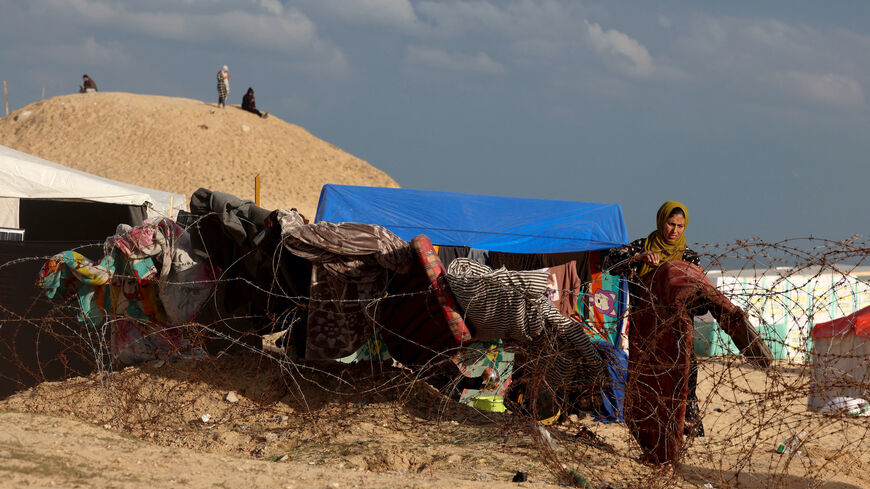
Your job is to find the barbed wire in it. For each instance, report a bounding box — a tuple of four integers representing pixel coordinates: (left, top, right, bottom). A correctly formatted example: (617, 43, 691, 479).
(1, 231, 869, 488)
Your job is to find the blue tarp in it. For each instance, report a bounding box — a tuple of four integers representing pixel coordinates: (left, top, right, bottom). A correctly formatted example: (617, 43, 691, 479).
(315, 185, 629, 254)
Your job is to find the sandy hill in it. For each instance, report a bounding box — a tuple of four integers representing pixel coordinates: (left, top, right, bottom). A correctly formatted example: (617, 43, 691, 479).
(0, 92, 399, 218)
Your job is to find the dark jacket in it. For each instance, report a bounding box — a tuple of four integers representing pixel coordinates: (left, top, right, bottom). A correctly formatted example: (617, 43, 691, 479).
(242, 92, 256, 111)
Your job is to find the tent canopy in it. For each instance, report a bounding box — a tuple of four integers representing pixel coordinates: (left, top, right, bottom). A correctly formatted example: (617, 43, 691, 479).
(0, 144, 185, 217)
(315, 184, 628, 254)
(812, 305, 870, 339)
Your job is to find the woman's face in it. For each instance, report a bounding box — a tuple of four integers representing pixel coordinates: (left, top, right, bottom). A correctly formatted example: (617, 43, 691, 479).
(662, 213, 686, 244)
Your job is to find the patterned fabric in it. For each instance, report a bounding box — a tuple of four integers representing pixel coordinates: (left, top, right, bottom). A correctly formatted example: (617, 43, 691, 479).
(37, 250, 112, 326)
(108, 218, 216, 325)
(217, 70, 229, 99)
(411, 235, 471, 344)
(445, 258, 548, 342)
(603, 238, 699, 279)
(36, 218, 216, 365)
(445, 258, 603, 383)
(280, 220, 413, 360)
(576, 250, 627, 345)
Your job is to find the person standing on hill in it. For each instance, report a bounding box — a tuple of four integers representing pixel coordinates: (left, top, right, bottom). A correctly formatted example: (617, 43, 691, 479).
(79, 74, 97, 93)
(217, 65, 231, 108)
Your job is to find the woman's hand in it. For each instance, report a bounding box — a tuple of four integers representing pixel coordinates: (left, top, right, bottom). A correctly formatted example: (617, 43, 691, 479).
(633, 251, 660, 265)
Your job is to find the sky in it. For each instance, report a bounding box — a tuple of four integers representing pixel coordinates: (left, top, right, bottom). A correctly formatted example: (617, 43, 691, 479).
(1, 0, 870, 246)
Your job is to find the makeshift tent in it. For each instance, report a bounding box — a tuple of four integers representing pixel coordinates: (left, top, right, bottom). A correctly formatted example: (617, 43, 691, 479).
(315, 184, 629, 253)
(316, 184, 630, 342)
(0, 144, 185, 240)
(316, 184, 631, 419)
(0, 145, 186, 398)
(808, 305, 870, 412)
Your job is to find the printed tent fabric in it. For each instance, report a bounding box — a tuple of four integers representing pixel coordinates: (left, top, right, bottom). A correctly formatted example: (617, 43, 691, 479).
(36, 218, 215, 365)
(444, 258, 604, 387)
(808, 305, 870, 412)
(279, 215, 413, 360)
(314, 184, 629, 254)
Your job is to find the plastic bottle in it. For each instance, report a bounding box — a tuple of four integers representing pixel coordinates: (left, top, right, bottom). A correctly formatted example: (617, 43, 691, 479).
(777, 430, 806, 455)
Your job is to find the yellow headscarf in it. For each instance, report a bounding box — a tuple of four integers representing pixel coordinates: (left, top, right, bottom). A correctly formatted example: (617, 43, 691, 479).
(638, 200, 689, 278)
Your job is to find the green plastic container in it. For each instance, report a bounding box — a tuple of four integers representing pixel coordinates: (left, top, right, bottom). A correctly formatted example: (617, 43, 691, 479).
(472, 395, 506, 413)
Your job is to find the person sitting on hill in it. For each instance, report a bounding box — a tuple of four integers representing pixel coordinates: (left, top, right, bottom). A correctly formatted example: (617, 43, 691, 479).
(241, 87, 267, 118)
(79, 74, 98, 93)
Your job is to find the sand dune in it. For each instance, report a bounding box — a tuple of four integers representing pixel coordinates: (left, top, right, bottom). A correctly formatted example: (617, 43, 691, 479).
(0, 92, 399, 218)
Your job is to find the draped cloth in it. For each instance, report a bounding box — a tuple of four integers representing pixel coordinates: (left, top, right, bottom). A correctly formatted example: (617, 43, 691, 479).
(445, 258, 603, 387)
(626, 260, 771, 464)
(36, 218, 216, 365)
(280, 220, 413, 360)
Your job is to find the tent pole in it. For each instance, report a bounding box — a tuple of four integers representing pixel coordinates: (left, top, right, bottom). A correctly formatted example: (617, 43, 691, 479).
(42, 87, 45, 100)
(3, 81, 7, 117)
(255, 174, 261, 207)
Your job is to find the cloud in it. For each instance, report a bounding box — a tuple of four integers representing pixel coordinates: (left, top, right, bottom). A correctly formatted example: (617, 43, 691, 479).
(658, 15, 672, 29)
(416, 0, 512, 35)
(585, 21, 653, 78)
(774, 71, 866, 108)
(405, 45, 506, 75)
(416, 0, 580, 39)
(35, 0, 348, 76)
(302, 0, 419, 30)
(9, 36, 129, 66)
(258, 0, 283, 16)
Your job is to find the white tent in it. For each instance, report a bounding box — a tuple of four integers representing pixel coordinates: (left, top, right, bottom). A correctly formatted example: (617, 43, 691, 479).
(808, 305, 870, 413)
(0, 144, 185, 230)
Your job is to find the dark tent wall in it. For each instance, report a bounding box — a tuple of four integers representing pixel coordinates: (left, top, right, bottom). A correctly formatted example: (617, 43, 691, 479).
(0, 240, 108, 399)
(0, 201, 148, 399)
(18, 199, 148, 241)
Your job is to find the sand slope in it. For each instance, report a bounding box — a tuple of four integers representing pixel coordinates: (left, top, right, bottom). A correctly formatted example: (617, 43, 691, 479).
(0, 92, 399, 218)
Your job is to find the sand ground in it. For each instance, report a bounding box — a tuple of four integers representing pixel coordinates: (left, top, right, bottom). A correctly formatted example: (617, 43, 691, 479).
(1, 353, 868, 489)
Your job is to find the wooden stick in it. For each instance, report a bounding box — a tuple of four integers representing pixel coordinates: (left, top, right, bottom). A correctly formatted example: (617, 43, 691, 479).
(42, 87, 45, 100)
(255, 174, 261, 207)
(3, 81, 8, 117)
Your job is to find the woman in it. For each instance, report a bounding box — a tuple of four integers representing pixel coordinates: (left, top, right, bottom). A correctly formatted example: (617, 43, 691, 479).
(217, 65, 231, 108)
(242, 88, 267, 118)
(605, 201, 771, 464)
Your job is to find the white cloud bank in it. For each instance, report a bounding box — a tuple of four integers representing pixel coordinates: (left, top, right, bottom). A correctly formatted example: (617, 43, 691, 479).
(775, 71, 866, 108)
(585, 21, 653, 78)
(302, 0, 419, 30)
(39, 0, 348, 76)
(405, 45, 506, 75)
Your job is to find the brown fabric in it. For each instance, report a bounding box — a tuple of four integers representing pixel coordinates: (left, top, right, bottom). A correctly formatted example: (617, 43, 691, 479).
(281, 221, 413, 360)
(547, 261, 582, 318)
(625, 260, 770, 464)
(625, 260, 696, 464)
